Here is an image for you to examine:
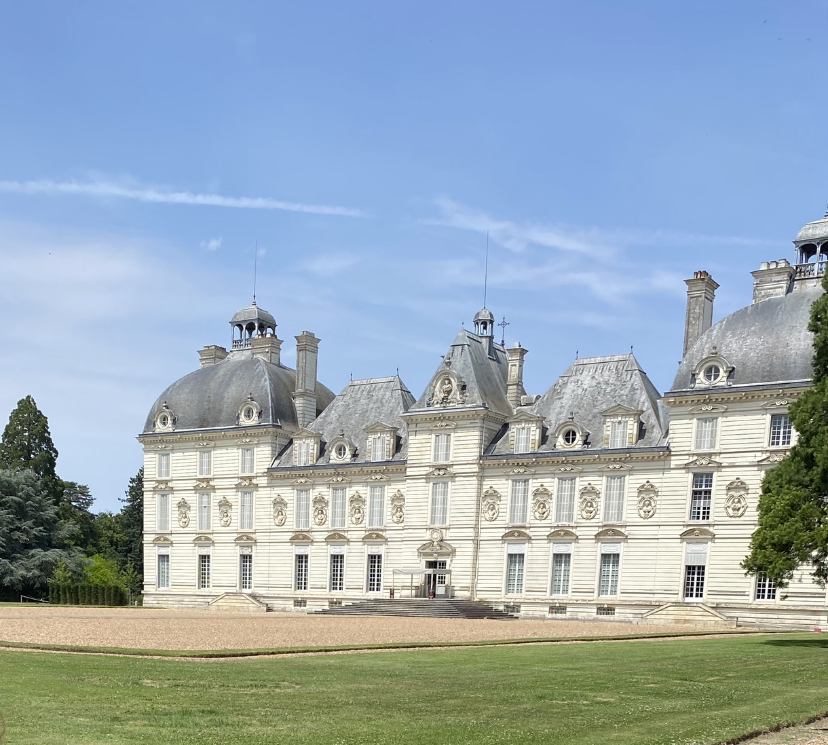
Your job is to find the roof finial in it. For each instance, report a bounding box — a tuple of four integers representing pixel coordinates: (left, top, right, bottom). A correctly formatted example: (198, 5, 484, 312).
(253, 239, 258, 305)
(824, 203, 828, 219)
(483, 231, 489, 308)
(498, 316, 510, 345)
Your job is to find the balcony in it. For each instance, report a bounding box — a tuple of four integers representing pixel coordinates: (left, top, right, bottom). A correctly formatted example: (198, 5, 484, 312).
(795, 261, 826, 279)
(232, 339, 252, 350)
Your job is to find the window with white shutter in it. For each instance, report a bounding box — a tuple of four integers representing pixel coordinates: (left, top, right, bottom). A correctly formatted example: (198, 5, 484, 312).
(370, 435, 388, 462)
(330, 487, 346, 529)
(430, 482, 449, 526)
(551, 552, 571, 596)
(506, 551, 525, 594)
(694, 417, 718, 450)
(197, 493, 211, 531)
(509, 480, 529, 525)
(555, 478, 576, 523)
(295, 442, 312, 467)
(329, 553, 345, 591)
(433, 433, 452, 462)
(599, 553, 619, 596)
(513, 426, 531, 454)
(157, 554, 170, 589)
(240, 491, 254, 530)
(295, 489, 310, 530)
(157, 452, 170, 478)
(240, 447, 255, 474)
(197, 450, 212, 477)
(609, 420, 628, 449)
(603, 476, 626, 523)
(368, 485, 385, 528)
(156, 493, 170, 532)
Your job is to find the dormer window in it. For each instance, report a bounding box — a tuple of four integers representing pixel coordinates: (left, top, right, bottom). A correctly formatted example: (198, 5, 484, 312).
(702, 364, 721, 384)
(296, 441, 314, 467)
(600, 405, 642, 449)
(609, 420, 628, 449)
(155, 403, 175, 432)
(370, 435, 388, 462)
(553, 420, 585, 449)
(562, 428, 578, 446)
(335, 443, 348, 459)
(513, 426, 531, 454)
(691, 353, 733, 389)
(328, 436, 355, 463)
(364, 422, 398, 463)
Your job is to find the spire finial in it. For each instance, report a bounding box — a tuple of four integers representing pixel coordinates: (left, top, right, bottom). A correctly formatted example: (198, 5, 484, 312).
(253, 239, 258, 305)
(483, 231, 489, 308)
(498, 316, 510, 345)
(824, 203, 828, 219)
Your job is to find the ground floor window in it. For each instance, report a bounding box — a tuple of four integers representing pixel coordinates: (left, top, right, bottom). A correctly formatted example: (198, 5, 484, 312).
(157, 554, 170, 589)
(506, 553, 525, 595)
(198, 554, 211, 589)
(551, 553, 571, 596)
(367, 554, 383, 592)
(330, 554, 344, 591)
(239, 553, 253, 591)
(599, 553, 619, 596)
(295, 554, 309, 591)
(755, 573, 777, 600)
(684, 565, 705, 600)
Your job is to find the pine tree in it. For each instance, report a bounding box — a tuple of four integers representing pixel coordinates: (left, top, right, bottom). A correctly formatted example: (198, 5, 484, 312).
(58, 481, 97, 552)
(744, 272, 828, 585)
(0, 396, 59, 498)
(0, 469, 82, 599)
(119, 468, 144, 579)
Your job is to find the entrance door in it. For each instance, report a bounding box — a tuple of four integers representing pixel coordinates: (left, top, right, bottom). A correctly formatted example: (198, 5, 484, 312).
(425, 560, 447, 597)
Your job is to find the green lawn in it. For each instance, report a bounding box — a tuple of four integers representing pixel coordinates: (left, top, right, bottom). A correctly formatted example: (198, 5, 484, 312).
(1, 634, 826, 744)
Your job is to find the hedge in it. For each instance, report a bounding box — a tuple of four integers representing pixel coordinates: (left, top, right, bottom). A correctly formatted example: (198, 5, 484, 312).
(48, 583, 127, 606)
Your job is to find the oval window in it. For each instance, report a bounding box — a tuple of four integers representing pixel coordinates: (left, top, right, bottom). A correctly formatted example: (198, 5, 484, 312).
(242, 405, 256, 422)
(158, 414, 169, 428)
(562, 428, 578, 446)
(335, 444, 348, 460)
(703, 365, 721, 383)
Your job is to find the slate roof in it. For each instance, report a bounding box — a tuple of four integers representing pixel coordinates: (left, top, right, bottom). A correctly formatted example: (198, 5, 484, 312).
(486, 353, 665, 455)
(230, 303, 277, 326)
(671, 286, 821, 392)
(409, 329, 512, 417)
(143, 352, 335, 434)
(795, 214, 828, 243)
(272, 376, 415, 467)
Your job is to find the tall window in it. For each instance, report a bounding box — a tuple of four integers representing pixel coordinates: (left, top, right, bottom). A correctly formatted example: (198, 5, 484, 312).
(603, 476, 626, 523)
(198, 554, 211, 589)
(240, 447, 255, 474)
(330, 553, 345, 591)
(295, 554, 309, 591)
(555, 478, 576, 523)
(156, 493, 170, 532)
(694, 417, 718, 451)
(330, 487, 346, 529)
(370, 435, 388, 462)
(295, 489, 310, 530)
(198, 450, 212, 477)
(197, 493, 211, 531)
(684, 565, 705, 600)
(239, 553, 253, 591)
(430, 482, 449, 526)
(513, 426, 531, 454)
(609, 420, 628, 449)
(240, 491, 254, 530)
(756, 573, 777, 600)
(690, 473, 713, 521)
(296, 442, 312, 467)
(367, 554, 383, 592)
(157, 452, 170, 478)
(157, 554, 170, 589)
(509, 480, 529, 525)
(506, 552, 525, 594)
(433, 433, 452, 462)
(551, 552, 571, 596)
(368, 485, 385, 528)
(769, 414, 792, 447)
(599, 553, 619, 596)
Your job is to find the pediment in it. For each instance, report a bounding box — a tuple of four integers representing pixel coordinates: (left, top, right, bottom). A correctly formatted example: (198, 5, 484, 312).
(362, 531, 386, 543)
(193, 535, 214, 546)
(325, 532, 349, 543)
(600, 404, 643, 417)
(507, 410, 545, 424)
(547, 529, 577, 540)
(417, 540, 455, 558)
(152, 535, 173, 545)
(364, 421, 398, 433)
(289, 532, 313, 543)
(594, 528, 627, 540)
(234, 533, 256, 544)
(426, 466, 453, 479)
(502, 529, 531, 541)
(292, 427, 322, 440)
(684, 456, 722, 469)
(680, 527, 715, 539)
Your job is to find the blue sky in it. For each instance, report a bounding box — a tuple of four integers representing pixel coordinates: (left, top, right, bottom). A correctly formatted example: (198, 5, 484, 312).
(0, 1, 825, 511)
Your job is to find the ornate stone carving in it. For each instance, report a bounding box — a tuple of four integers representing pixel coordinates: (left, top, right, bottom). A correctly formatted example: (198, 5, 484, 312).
(532, 485, 551, 521)
(725, 478, 749, 518)
(390, 490, 405, 524)
(176, 498, 190, 528)
(154, 480, 172, 492)
(218, 496, 232, 527)
(293, 476, 312, 485)
(426, 372, 467, 408)
(684, 456, 722, 468)
(636, 481, 658, 520)
(481, 487, 501, 522)
(507, 466, 534, 475)
(757, 451, 788, 465)
(367, 473, 389, 481)
(427, 467, 452, 478)
(579, 483, 600, 521)
(236, 477, 256, 488)
(272, 496, 287, 527)
(349, 491, 366, 525)
(195, 440, 215, 448)
(313, 494, 328, 526)
(194, 479, 213, 490)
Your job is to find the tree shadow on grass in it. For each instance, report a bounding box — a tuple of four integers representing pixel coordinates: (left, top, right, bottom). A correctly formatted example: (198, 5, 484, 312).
(761, 637, 828, 648)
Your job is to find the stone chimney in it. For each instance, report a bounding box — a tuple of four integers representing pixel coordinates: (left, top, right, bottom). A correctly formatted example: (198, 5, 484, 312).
(293, 331, 320, 427)
(751, 260, 794, 304)
(506, 343, 528, 409)
(198, 345, 229, 368)
(683, 271, 719, 355)
(250, 335, 282, 364)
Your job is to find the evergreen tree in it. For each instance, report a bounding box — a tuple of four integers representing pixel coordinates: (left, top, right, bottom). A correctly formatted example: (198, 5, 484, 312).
(58, 481, 97, 552)
(744, 272, 828, 585)
(0, 396, 59, 499)
(119, 468, 144, 578)
(0, 469, 82, 599)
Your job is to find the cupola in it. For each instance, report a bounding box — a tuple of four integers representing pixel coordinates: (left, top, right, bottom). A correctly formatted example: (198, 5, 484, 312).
(230, 302, 278, 350)
(793, 205, 828, 287)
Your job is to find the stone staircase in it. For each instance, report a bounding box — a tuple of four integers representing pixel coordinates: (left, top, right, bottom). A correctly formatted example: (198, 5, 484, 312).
(207, 592, 268, 612)
(314, 599, 518, 620)
(642, 602, 737, 628)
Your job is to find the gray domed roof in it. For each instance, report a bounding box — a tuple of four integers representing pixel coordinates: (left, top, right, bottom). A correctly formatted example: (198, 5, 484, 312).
(143, 356, 335, 433)
(230, 303, 277, 326)
(796, 216, 828, 244)
(671, 287, 821, 392)
(473, 307, 495, 323)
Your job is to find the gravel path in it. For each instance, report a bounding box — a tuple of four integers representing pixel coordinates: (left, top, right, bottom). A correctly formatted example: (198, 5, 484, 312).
(0, 607, 711, 651)
(740, 719, 828, 745)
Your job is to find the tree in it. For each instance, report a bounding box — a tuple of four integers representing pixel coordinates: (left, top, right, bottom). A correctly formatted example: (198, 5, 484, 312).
(0, 469, 83, 599)
(58, 481, 97, 552)
(744, 272, 828, 586)
(0, 396, 59, 499)
(119, 468, 144, 579)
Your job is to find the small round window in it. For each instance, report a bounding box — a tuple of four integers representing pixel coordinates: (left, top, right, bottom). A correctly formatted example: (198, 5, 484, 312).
(334, 444, 348, 460)
(156, 413, 170, 429)
(703, 365, 721, 384)
(562, 428, 578, 446)
(242, 405, 256, 422)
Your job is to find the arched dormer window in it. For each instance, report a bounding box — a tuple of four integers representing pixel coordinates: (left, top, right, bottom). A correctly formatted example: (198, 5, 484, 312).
(553, 420, 586, 449)
(690, 350, 733, 389)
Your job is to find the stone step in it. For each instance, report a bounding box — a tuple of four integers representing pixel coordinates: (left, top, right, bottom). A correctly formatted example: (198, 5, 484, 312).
(314, 599, 517, 620)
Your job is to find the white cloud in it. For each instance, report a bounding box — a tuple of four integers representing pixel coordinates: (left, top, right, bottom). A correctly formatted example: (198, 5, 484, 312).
(0, 178, 367, 217)
(200, 237, 222, 251)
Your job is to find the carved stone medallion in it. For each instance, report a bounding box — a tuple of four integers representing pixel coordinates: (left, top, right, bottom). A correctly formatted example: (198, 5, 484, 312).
(532, 485, 551, 521)
(349, 491, 366, 526)
(272, 496, 287, 527)
(218, 496, 232, 528)
(579, 483, 600, 521)
(636, 481, 658, 520)
(390, 490, 405, 524)
(725, 478, 749, 518)
(313, 494, 328, 526)
(481, 487, 501, 522)
(176, 498, 190, 528)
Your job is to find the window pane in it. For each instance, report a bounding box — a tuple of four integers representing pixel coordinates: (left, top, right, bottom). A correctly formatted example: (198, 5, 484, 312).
(368, 486, 385, 528)
(371, 435, 387, 462)
(506, 553, 525, 594)
(770, 414, 792, 447)
(430, 482, 449, 526)
(514, 426, 531, 454)
(331, 487, 346, 529)
(157, 554, 170, 589)
(609, 420, 628, 449)
(555, 478, 576, 523)
(695, 418, 718, 450)
(156, 493, 170, 532)
(599, 553, 619, 596)
(756, 573, 777, 600)
(157, 453, 170, 478)
(239, 553, 253, 590)
(603, 476, 626, 523)
(240, 491, 254, 530)
(551, 553, 571, 596)
(690, 473, 713, 521)
(198, 554, 211, 588)
(684, 565, 705, 599)
(330, 554, 344, 591)
(198, 450, 212, 476)
(434, 434, 451, 462)
(240, 448, 255, 474)
(295, 489, 310, 530)
(296, 442, 312, 467)
(367, 554, 383, 592)
(198, 494, 211, 530)
(509, 480, 529, 524)
(295, 554, 308, 591)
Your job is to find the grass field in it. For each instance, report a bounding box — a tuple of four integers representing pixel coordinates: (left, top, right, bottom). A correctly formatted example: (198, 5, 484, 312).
(1, 634, 827, 745)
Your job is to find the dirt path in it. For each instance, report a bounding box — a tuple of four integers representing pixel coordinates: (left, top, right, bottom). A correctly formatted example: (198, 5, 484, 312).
(732, 717, 828, 745)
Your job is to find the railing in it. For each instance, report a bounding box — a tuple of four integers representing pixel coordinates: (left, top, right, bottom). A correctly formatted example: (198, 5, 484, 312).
(795, 261, 827, 279)
(232, 339, 251, 350)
